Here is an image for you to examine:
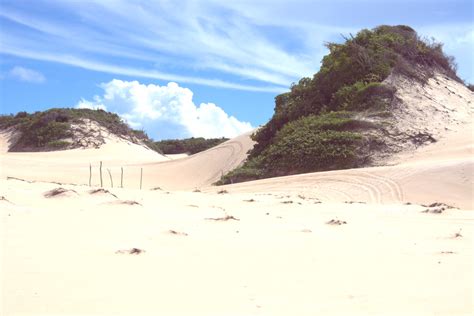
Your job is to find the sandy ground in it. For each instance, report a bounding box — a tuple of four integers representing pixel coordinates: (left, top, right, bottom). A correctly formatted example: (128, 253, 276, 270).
(1, 74, 473, 315)
(0, 130, 255, 190)
(1, 125, 473, 316)
(1, 178, 473, 316)
(218, 125, 473, 210)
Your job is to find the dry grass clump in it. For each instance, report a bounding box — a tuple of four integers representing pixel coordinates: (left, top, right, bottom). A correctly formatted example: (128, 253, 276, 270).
(206, 215, 240, 221)
(326, 219, 347, 225)
(89, 188, 118, 198)
(115, 248, 145, 255)
(43, 187, 77, 198)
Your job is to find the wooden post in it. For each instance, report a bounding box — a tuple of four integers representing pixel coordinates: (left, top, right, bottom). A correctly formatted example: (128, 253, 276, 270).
(99, 161, 103, 188)
(121, 167, 123, 188)
(89, 163, 92, 187)
(107, 168, 113, 188)
(140, 168, 143, 190)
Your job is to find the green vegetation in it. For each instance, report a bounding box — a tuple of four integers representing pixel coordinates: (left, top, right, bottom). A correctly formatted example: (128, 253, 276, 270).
(0, 108, 228, 154)
(0, 108, 150, 150)
(218, 25, 459, 185)
(152, 137, 228, 155)
(46, 140, 72, 148)
(219, 112, 370, 184)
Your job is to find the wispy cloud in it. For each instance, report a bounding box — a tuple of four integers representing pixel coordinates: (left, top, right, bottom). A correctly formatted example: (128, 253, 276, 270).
(0, 0, 333, 91)
(8, 66, 45, 83)
(1, 0, 472, 88)
(0, 45, 286, 93)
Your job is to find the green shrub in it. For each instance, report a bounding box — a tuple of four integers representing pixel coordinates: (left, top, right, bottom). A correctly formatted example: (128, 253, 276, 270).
(152, 137, 228, 155)
(258, 116, 364, 176)
(18, 121, 72, 148)
(251, 25, 458, 160)
(46, 140, 71, 149)
(219, 112, 371, 185)
(216, 158, 264, 185)
(1, 108, 157, 151)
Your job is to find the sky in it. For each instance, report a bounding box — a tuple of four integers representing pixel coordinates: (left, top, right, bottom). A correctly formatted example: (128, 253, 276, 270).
(0, 0, 472, 140)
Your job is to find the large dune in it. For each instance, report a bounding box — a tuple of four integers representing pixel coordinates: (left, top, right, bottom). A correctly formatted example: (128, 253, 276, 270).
(215, 125, 473, 209)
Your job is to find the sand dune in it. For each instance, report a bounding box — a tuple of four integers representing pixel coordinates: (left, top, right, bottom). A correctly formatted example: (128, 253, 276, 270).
(0, 130, 255, 189)
(216, 126, 473, 209)
(2, 124, 472, 209)
(1, 122, 472, 315)
(1, 76, 473, 315)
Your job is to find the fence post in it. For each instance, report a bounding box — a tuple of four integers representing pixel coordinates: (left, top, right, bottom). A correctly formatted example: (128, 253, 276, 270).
(99, 161, 103, 188)
(89, 163, 92, 187)
(107, 168, 113, 188)
(121, 167, 123, 188)
(140, 168, 143, 190)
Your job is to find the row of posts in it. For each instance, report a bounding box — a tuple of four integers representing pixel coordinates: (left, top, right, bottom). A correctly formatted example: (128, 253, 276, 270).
(89, 161, 143, 189)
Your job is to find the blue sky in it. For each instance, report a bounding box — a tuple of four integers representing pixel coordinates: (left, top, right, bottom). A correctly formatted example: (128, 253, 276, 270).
(0, 0, 472, 139)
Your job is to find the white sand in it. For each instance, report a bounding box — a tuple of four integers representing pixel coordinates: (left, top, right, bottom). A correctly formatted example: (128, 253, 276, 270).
(1, 74, 473, 315)
(1, 124, 473, 316)
(0, 130, 255, 190)
(1, 178, 472, 316)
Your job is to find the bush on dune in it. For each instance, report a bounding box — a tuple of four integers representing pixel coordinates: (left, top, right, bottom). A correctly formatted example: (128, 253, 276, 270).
(218, 25, 461, 185)
(152, 137, 228, 155)
(1, 108, 151, 150)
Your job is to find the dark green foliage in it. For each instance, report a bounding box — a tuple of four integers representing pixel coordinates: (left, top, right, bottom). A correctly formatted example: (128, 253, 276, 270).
(220, 25, 459, 185)
(153, 137, 228, 155)
(250, 25, 458, 159)
(1, 108, 151, 151)
(143, 140, 164, 154)
(220, 113, 367, 184)
(258, 113, 364, 175)
(216, 158, 264, 185)
(330, 82, 395, 111)
(46, 140, 71, 148)
(260, 129, 362, 176)
(1, 108, 228, 154)
(10, 112, 73, 149)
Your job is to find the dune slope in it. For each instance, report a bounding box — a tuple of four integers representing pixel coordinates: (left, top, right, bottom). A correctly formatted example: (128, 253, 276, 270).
(0, 130, 255, 190)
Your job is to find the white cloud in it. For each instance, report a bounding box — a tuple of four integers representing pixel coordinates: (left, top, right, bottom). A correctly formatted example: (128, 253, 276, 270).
(75, 79, 253, 138)
(76, 98, 106, 111)
(9, 66, 45, 83)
